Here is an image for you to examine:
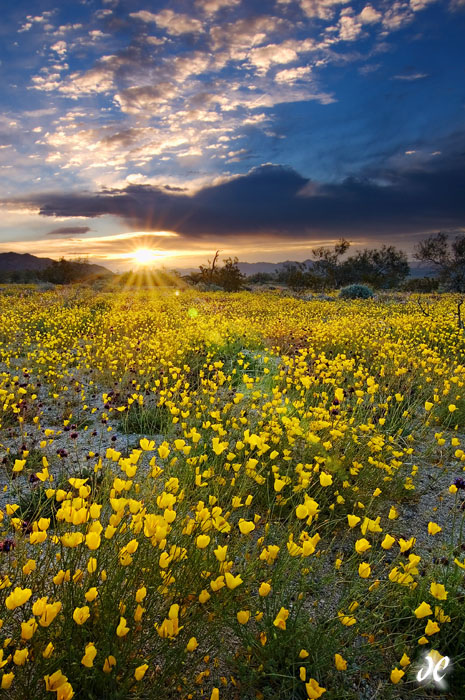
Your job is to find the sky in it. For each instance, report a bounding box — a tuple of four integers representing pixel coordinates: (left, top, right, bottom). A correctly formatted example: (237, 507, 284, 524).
(0, 0, 464, 270)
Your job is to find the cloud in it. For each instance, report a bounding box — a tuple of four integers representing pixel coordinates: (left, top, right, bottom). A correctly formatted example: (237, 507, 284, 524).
(53, 22, 84, 35)
(128, 11, 158, 23)
(359, 5, 382, 23)
(46, 226, 91, 235)
(392, 72, 428, 80)
(18, 11, 55, 33)
(358, 62, 381, 74)
(377, 0, 440, 33)
(27, 27, 335, 182)
(88, 29, 109, 40)
(336, 11, 363, 41)
(275, 66, 312, 83)
(22, 108, 57, 118)
(298, 0, 350, 21)
(51, 41, 67, 57)
(145, 36, 166, 46)
(382, 2, 414, 30)
(410, 0, 438, 10)
(114, 83, 179, 114)
(210, 16, 286, 50)
(129, 10, 204, 35)
(244, 36, 328, 73)
(31, 63, 114, 95)
(196, 0, 241, 14)
(8, 140, 465, 240)
(248, 43, 299, 71)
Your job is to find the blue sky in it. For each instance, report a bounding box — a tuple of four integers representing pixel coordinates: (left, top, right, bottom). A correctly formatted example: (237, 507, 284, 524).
(0, 0, 464, 269)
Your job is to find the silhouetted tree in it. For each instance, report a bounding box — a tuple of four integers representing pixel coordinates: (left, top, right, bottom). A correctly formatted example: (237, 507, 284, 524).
(39, 257, 100, 285)
(40, 258, 76, 284)
(189, 254, 245, 291)
(196, 250, 220, 285)
(274, 240, 409, 291)
(414, 232, 465, 292)
(311, 238, 350, 289)
(217, 257, 246, 291)
(275, 262, 308, 291)
(341, 245, 409, 288)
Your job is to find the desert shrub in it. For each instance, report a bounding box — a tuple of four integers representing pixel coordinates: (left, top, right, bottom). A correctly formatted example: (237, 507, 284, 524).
(401, 277, 439, 292)
(339, 284, 374, 299)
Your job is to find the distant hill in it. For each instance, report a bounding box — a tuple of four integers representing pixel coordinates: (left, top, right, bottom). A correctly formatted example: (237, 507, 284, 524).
(178, 259, 436, 278)
(0, 252, 55, 272)
(236, 260, 436, 278)
(237, 260, 313, 276)
(177, 260, 314, 277)
(0, 252, 112, 277)
(407, 262, 437, 279)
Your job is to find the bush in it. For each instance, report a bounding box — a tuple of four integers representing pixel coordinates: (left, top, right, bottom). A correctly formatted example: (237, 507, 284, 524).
(401, 277, 439, 293)
(188, 253, 246, 292)
(248, 272, 274, 284)
(339, 284, 374, 299)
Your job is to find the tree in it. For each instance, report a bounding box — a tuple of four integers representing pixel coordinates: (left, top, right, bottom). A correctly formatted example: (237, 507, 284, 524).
(272, 240, 350, 291)
(275, 262, 308, 291)
(189, 254, 245, 291)
(311, 238, 350, 289)
(341, 245, 409, 288)
(198, 250, 220, 285)
(40, 258, 76, 284)
(414, 232, 465, 292)
(39, 257, 97, 285)
(217, 257, 246, 292)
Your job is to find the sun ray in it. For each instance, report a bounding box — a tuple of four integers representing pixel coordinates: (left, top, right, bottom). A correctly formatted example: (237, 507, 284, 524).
(132, 248, 162, 266)
(113, 246, 188, 295)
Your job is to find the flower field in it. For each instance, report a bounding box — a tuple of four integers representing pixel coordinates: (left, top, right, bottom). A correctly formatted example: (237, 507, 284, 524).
(0, 286, 464, 699)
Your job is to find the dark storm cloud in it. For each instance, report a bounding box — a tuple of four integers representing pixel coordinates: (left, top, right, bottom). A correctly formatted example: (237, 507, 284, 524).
(46, 226, 91, 235)
(8, 143, 465, 241)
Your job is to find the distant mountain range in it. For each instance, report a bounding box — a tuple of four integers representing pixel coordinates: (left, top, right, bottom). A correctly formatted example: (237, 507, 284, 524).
(0, 251, 435, 280)
(237, 260, 313, 276)
(178, 259, 436, 278)
(0, 252, 112, 277)
(176, 260, 315, 276)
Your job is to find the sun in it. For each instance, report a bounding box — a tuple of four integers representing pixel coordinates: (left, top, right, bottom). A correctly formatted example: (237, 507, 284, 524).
(131, 248, 160, 266)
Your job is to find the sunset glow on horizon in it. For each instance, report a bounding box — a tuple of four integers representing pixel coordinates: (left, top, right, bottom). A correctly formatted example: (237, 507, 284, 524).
(131, 248, 166, 266)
